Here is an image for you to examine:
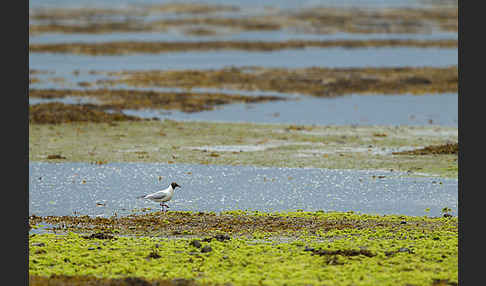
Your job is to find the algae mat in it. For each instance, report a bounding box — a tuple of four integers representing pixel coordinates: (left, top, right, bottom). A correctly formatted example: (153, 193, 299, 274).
(29, 211, 458, 286)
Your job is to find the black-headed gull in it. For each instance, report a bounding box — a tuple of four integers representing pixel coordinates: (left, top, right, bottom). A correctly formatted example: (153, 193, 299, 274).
(138, 182, 181, 211)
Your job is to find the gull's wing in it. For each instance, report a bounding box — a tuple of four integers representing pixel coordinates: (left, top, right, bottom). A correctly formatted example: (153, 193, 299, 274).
(144, 190, 168, 200)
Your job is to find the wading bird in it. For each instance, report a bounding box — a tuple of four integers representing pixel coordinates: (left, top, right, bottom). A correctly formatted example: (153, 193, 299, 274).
(138, 182, 181, 211)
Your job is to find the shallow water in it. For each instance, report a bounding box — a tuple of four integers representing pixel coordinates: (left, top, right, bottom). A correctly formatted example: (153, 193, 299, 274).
(29, 77, 302, 99)
(28, 90, 457, 126)
(29, 31, 458, 44)
(29, 162, 457, 218)
(123, 93, 458, 126)
(29, 47, 457, 72)
(29, 96, 101, 105)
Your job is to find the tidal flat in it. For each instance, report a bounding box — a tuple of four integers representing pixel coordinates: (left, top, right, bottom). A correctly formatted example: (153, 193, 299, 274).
(28, 1, 458, 285)
(29, 211, 458, 286)
(29, 88, 286, 114)
(29, 4, 457, 36)
(29, 120, 458, 178)
(104, 66, 458, 97)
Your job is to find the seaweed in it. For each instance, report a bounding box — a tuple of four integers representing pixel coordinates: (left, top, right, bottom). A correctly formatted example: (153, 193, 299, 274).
(29, 39, 457, 55)
(393, 143, 458, 155)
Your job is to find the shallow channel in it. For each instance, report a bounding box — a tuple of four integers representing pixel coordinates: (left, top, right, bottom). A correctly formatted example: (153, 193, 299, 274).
(29, 31, 458, 45)
(29, 162, 458, 218)
(29, 47, 458, 72)
(122, 92, 458, 127)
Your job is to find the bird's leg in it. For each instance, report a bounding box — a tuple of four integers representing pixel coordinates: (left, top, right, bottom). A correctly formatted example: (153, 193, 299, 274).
(160, 203, 169, 212)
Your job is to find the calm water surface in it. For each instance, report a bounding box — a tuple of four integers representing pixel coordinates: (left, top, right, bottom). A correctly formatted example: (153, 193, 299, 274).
(29, 47, 457, 72)
(29, 31, 458, 44)
(29, 162, 457, 218)
(122, 93, 458, 127)
(28, 91, 457, 127)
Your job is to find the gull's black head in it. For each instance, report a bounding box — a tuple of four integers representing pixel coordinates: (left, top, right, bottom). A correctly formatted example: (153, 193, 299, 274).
(171, 182, 181, 189)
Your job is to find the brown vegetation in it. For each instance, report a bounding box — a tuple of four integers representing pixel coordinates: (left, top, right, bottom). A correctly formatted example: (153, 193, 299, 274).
(29, 39, 457, 55)
(29, 5, 457, 35)
(29, 275, 197, 286)
(29, 88, 285, 113)
(29, 211, 451, 237)
(107, 66, 458, 97)
(29, 103, 142, 124)
(393, 143, 458, 155)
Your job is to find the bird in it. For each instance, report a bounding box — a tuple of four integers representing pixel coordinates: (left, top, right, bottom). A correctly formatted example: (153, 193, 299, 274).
(138, 182, 181, 211)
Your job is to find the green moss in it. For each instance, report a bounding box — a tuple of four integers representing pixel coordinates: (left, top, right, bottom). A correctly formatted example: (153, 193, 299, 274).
(29, 210, 458, 285)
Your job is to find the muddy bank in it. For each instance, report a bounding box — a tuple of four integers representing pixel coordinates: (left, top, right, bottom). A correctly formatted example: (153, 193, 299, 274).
(29, 103, 143, 124)
(29, 121, 458, 177)
(393, 142, 458, 155)
(29, 210, 456, 237)
(29, 39, 457, 55)
(29, 88, 285, 113)
(29, 275, 198, 286)
(105, 66, 457, 97)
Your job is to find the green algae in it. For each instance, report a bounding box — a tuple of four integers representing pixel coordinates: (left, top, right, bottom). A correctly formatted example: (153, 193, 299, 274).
(29, 211, 458, 286)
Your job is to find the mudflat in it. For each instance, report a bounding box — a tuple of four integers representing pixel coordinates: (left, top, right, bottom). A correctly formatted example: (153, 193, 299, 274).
(29, 120, 458, 177)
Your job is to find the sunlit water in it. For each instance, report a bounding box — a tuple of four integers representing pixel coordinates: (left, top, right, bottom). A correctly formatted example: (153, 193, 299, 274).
(29, 47, 457, 72)
(122, 93, 458, 126)
(29, 31, 458, 44)
(29, 162, 457, 217)
(29, 92, 458, 127)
